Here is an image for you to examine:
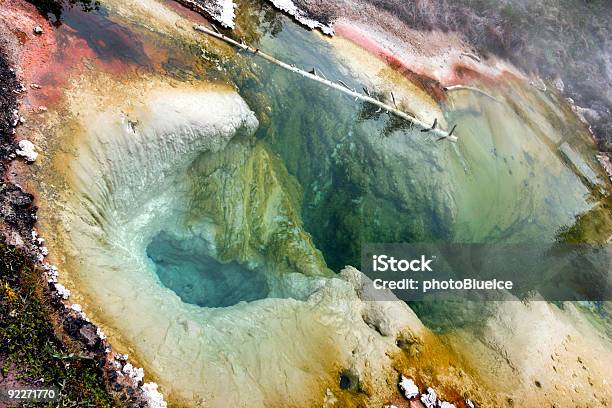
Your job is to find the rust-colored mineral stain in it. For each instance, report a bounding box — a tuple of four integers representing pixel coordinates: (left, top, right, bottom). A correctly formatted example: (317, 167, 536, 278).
(0, 0, 155, 109)
(335, 22, 447, 101)
(445, 63, 519, 90)
(334, 20, 527, 101)
(388, 330, 503, 407)
(0, 0, 57, 106)
(161, 0, 213, 25)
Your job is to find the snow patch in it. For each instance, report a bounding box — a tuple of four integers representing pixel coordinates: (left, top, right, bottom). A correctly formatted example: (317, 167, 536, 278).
(122, 362, 145, 384)
(197, 0, 235, 28)
(266, 0, 334, 35)
(96, 327, 107, 340)
(217, 0, 235, 28)
(54, 283, 71, 299)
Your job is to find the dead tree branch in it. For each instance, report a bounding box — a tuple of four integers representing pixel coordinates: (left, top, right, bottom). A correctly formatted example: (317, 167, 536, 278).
(193, 24, 457, 140)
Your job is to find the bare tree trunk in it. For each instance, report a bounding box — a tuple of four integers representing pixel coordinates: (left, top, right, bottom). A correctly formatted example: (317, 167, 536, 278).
(194, 24, 456, 140)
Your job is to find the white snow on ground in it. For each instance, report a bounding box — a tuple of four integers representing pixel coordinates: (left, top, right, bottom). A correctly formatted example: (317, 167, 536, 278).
(182, 0, 236, 28)
(122, 363, 145, 384)
(218, 0, 235, 27)
(54, 283, 71, 299)
(266, 0, 334, 35)
(212, 0, 235, 28)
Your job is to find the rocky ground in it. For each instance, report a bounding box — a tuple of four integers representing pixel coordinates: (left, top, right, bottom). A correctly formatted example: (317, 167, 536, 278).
(1, 40, 112, 407)
(0, 242, 115, 407)
(0, 3, 163, 407)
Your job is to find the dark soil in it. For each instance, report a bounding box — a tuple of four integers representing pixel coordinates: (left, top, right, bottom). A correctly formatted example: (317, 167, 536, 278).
(0, 243, 115, 408)
(0, 51, 18, 167)
(0, 49, 38, 246)
(0, 22, 133, 408)
(24, 0, 99, 25)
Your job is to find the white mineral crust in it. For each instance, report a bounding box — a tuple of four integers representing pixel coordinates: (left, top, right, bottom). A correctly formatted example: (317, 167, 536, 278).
(398, 375, 419, 399)
(16, 140, 38, 162)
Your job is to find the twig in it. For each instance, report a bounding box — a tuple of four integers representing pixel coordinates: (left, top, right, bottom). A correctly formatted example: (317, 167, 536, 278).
(443, 85, 501, 103)
(338, 79, 352, 90)
(193, 24, 455, 140)
(436, 124, 458, 142)
(460, 52, 481, 62)
(420, 118, 437, 132)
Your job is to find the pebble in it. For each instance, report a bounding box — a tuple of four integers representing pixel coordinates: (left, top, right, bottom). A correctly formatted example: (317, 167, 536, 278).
(399, 375, 419, 399)
(54, 283, 71, 299)
(15, 140, 38, 162)
(96, 327, 107, 340)
(420, 387, 437, 408)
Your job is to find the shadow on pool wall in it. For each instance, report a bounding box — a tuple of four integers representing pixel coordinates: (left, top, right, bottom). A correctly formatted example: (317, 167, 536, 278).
(147, 230, 271, 307)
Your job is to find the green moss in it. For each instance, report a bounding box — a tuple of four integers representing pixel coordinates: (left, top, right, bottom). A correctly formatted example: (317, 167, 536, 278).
(0, 243, 114, 407)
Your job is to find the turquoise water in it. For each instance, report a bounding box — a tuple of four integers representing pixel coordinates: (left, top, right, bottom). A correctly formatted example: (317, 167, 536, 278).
(32, 5, 612, 402)
(146, 231, 270, 307)
(119, 10, 604, 312)
(223, 14, 600, 269)
(58, 3, 606, 319)
(230, 22, 454, 271)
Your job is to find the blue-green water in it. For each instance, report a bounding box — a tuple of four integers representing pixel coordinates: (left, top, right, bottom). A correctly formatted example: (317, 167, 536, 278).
(36, 4, 611, 402)
(226, 14, 602, 266)
(58, 3, 607, 319)
(134, 11, 608, 315)
(147, 231, 270, 307)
